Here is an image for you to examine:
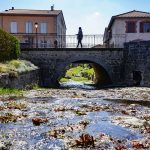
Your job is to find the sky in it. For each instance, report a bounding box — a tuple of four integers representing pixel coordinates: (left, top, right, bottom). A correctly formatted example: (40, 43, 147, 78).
(0, 0, 150, 34)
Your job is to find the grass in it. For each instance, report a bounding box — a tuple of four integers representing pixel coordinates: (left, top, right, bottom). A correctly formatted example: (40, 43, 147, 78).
(59, 64, 95, 83)
(0, 59, 38, 75)
(0, 88, 24, 96)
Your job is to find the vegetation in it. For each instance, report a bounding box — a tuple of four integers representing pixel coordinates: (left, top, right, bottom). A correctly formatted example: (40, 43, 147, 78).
(0, 60, 38, 77)
(0, 113, 18, 123)
(0, 88, 24, 96)
(0, 29, 20, 62)
(59, 64, 95, 83)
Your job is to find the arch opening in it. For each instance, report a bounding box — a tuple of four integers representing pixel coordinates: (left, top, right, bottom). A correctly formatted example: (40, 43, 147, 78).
(58, 60, 112, 89)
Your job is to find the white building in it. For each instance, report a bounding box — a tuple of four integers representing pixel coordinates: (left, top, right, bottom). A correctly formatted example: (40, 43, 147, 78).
(103, 10, 150, 48)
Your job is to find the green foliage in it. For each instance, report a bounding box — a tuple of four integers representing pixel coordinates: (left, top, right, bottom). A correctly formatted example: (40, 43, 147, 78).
(0, 88, 24, 95)
(59, 64, 95, 83)
(0, 29, 20, 62)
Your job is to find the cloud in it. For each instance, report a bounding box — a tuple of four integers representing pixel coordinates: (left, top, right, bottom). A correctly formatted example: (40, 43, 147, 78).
(94, 12, 100, 17)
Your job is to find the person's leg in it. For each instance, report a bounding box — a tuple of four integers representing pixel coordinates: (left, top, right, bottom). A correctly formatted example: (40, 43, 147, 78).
(80, 40, 82, 48)
(77, 40, 79, 48)
(78, 39, 82, 48)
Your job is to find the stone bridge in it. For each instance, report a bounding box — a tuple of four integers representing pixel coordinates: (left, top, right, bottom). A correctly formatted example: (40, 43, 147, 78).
(21, 41, 150, 88)
(21, 48, 125, 87)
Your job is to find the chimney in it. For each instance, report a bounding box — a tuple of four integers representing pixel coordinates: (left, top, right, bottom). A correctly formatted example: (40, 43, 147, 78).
(51, 5, 54, 11)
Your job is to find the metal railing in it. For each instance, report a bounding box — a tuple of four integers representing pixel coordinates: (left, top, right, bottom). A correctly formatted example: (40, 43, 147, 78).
(12, 33, 127, 49)
(12, 33, 104, 48)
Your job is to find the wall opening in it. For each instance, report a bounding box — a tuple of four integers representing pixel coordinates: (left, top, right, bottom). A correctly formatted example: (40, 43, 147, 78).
(133, 71, 142, 86)
(58, 60, 112, 89)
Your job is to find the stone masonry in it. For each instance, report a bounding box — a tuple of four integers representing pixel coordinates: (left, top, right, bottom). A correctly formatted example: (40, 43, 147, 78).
(0, 70, 39, 89)
(124, 41, 150, 86)
(21, 42, 150, 88)
(21, 48, 124, 87)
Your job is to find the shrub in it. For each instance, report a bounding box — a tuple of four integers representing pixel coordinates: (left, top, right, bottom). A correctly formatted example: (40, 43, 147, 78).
(0, 29, 20, 62)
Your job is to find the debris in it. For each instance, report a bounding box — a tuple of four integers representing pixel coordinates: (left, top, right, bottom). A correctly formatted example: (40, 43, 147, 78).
(0, 113, 18, 123)
(132, 140, 144, 149)
(32, 118, 48, 126)
(75, 111, 87, 116)
(73, 133, 94, 148)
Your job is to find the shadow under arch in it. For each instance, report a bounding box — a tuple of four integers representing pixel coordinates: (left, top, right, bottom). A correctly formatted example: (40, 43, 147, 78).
(58, 59, 112, 87)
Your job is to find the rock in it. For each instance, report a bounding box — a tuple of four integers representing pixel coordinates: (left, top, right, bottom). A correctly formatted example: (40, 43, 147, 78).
(32, 118, 48, 126)
(0, 142, 6, 150)
(114, 116, 146, 128)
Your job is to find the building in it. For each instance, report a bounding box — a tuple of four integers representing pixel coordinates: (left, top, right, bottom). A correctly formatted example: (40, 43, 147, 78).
(103, 10, 150, 48)
(0, 6, 66, 48)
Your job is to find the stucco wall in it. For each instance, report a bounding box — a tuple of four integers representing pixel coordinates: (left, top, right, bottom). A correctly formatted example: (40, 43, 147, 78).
(1, 15, 55, 33)
(110, 18, 150, 48)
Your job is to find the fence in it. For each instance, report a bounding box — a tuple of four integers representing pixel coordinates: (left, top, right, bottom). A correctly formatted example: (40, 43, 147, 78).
(12, 33, 104, 48)
(12, 33, 127, 48)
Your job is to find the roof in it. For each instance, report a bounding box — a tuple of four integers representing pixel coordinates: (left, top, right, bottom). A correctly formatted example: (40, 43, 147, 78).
(0, 9, 62, 16)
(116, 10, 150, 18)
(107, 10, 150, 30)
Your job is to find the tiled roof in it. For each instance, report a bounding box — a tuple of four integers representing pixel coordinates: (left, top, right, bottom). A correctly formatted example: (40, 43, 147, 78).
(115, 10, 150, 18)
(107, 10, 150, 30)
(0, 9, 62, 16)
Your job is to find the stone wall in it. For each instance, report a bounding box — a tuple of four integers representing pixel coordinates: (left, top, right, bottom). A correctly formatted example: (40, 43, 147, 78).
(21, 48, 124, 87)
(124, 41, 150, 86)
(0, 69, 39, 89)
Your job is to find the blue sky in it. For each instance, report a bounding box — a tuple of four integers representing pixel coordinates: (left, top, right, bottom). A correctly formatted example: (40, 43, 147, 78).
(1, 0, 150, 34)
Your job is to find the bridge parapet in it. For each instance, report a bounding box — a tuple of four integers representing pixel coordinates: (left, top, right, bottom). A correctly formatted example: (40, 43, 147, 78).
(21, 48, 123, 52)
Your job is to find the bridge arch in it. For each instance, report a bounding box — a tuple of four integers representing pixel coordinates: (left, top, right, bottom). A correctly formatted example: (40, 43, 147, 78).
(54, 56, 112, 87)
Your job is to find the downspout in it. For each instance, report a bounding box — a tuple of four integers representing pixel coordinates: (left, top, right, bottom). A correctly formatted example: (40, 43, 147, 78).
(0, 15, 3, 29)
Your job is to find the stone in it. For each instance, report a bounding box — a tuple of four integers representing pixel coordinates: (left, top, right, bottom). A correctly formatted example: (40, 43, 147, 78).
(0, 142, 6, 150)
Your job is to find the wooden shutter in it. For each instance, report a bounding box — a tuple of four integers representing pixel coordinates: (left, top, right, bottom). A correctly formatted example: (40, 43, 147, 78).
(126, 21, 136, 33)
(140, 22, 144, 33)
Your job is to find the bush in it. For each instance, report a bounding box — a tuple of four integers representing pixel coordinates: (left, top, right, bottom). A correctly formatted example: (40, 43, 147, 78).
(0, 29, 20, 62)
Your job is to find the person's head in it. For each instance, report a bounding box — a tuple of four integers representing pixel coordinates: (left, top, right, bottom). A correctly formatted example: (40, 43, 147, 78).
(79, 27, 82, 30)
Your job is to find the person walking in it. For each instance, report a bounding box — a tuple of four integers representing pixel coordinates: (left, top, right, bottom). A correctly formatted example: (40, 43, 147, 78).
(54, 39, 58, 48)
(76, 27, 83, 48)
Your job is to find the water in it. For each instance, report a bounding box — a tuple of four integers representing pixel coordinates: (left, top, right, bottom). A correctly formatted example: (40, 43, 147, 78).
(0, 82, 150, 149)
(60, 80, 96, 90)
(0, 95, 149, 149)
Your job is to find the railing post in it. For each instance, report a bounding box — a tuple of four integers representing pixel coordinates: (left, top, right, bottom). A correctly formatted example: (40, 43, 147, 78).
(94, 35, 95, 47)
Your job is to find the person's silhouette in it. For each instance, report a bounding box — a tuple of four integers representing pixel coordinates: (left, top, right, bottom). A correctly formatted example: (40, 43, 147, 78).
(76, 27, 83, 48)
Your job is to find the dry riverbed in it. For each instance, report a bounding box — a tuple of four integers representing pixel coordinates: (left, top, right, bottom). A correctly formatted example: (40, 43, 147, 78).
(0, 87, 150, 149)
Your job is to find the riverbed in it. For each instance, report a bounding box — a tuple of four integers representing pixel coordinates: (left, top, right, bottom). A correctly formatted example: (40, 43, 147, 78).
(0, 85, 150, 149)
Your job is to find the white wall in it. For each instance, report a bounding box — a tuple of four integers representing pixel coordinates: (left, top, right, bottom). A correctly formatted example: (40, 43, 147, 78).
(57, 12, 66, 47)
(110, 18, 150, 48)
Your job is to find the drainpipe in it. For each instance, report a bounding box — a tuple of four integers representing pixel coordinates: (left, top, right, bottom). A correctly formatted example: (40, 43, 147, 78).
(0, 15, 3, 29)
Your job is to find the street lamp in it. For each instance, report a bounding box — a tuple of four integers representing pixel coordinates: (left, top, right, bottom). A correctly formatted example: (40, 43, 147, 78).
(34, 22, 38, 48)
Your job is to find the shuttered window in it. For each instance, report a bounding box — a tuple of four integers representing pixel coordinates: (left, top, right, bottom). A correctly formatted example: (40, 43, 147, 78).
(140, 22, 150, 33)
(40, 23, 47, 33)
(10, 21, 17, 33)
(25, 22, 32, 33)
(126, 21, 136, 33)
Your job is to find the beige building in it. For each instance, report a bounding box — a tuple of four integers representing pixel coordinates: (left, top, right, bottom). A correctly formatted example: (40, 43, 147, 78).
(0, 6, 66, 48)
(103, 10, 150, 48)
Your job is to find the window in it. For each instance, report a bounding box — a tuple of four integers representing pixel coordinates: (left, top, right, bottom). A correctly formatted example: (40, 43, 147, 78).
(25, 22, 32, 33)
(140, 22, 150, 33)
(10, 21, 17, 33)
(126, 21, 136, 33)
(40, 23, 47, 33)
